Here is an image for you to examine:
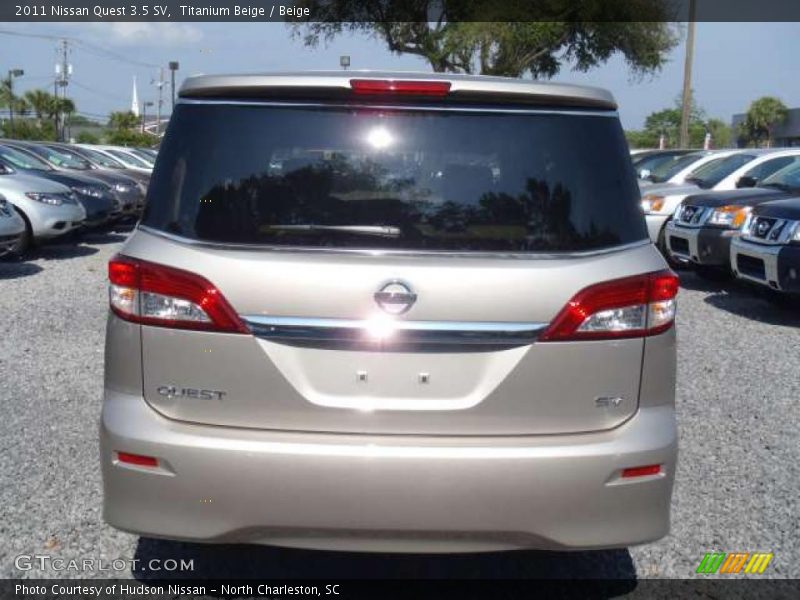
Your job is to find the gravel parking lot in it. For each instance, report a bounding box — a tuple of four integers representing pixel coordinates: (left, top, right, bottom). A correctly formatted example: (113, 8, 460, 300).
(1, 231, 798, 580)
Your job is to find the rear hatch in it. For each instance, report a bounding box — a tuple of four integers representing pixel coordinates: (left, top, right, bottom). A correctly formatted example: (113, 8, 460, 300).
(120, 83, 667, 436)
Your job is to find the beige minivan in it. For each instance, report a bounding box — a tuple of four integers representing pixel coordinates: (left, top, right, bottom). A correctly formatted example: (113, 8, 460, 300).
(101, 72, 678, 552)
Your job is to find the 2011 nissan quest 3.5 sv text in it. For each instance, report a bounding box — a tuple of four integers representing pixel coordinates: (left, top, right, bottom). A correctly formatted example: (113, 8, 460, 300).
(101, 72, 679, 553)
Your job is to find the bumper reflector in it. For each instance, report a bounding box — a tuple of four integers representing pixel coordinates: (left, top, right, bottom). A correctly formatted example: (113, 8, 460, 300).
(621, 464, 662, 478)
(117, 452, 159, 468)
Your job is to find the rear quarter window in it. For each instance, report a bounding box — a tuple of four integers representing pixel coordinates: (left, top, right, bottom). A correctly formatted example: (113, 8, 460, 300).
(143, 103, 646, 253)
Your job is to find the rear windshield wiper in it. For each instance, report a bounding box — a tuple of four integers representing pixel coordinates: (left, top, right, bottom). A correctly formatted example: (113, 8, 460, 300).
(267, 224, 402, 238)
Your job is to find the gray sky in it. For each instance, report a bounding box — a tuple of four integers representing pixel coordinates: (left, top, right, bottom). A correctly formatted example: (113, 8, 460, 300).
(1, 21, 798, 129)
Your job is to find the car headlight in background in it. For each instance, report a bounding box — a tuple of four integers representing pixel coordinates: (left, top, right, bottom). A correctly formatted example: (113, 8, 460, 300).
(113, 183, 132, 194)
(25, 192, 64, 206)
(790, 222, 800, 243)
(708, 205, 751, 229)
(72, 186, 103, 198)
(641, 194, 666, 213)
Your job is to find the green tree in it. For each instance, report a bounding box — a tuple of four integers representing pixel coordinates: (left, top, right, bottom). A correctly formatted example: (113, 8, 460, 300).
(107, 110, 154, 147)
(75, 130, 101, 144)
(629, 98, 732, 150)
(23, 89, 56, 122)
(739, 97, 789, 148)
(625, 129, 658, 149)
(0, 119, 57, 141)
(108, 110, 140, 131)
(706, 118, 732, 149)
(293, 1, 678, 78)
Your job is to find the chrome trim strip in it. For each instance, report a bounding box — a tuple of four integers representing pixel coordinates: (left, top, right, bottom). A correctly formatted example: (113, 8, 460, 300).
(243, 315, 547, 346)
(176, 98, 618, 117)
(136, 224, 651, 260)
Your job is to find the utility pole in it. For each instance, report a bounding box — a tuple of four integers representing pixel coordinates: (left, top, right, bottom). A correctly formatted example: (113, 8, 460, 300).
(679, 0, 697, 149)
(168, 61, 179, 113)
(7, 69, 24, 133)
(152, 67, 165, 137)
(54, 39, 71, 141)
(142, 101, 153, 134)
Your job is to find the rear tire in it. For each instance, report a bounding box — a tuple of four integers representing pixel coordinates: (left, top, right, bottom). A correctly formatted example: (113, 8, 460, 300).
(695, 265, 733, 281)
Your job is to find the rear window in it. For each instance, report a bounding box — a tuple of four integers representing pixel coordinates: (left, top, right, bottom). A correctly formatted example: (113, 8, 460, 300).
(143, 103, 646, 253)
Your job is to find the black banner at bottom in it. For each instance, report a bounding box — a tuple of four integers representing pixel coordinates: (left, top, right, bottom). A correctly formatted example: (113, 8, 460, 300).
(2, 579, 800, 600)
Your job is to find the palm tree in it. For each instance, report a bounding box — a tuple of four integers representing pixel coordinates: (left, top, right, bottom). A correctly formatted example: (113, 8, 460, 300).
(23, 89, 55, 123)
(741, 97, 789, 148)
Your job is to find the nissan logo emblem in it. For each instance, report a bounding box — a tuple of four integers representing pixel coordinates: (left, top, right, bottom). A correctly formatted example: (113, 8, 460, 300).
(374, 280, 417, 315)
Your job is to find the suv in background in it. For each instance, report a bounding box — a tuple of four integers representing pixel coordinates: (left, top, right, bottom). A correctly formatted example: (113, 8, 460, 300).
(641, 149, 800, 255)
(731, 196, 800, 299)
(665, 156, 800, 279)
(101, 72, 678, 553)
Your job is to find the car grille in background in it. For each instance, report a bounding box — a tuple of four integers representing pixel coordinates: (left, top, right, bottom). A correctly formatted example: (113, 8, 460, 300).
(670, 236, 690, 256)
(737, 254, 766, 281)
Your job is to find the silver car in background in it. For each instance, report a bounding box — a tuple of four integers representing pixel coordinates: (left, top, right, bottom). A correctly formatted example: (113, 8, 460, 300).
(0, 193, 26, 257)
(102, 72, 678, 553)
(0, 162, 85, 254)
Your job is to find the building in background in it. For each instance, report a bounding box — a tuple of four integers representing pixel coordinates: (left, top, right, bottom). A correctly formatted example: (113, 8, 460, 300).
(732, 108, 800, 147)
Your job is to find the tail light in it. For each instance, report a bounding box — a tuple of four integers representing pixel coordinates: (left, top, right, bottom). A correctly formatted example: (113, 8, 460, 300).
(108, 255, 248, 334)
(350, 79, 451, 97)
(539, 271, 679, 342)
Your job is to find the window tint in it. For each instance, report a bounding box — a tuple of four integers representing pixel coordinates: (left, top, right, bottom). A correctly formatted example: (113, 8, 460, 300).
(761, 158, 800, 189)
(143, 103, 646, 252)
(0, 145, 52, 170)
(686, 154, 754, 189)
(648, 153, 704, 183)
(743, 156, 796, 182)
(24, 145, 89, 169)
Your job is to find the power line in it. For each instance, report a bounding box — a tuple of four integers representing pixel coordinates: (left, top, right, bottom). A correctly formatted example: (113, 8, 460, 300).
(74, 40, 160, 69)
(0, 28, 160, 69)
(71, 80, 129, 103)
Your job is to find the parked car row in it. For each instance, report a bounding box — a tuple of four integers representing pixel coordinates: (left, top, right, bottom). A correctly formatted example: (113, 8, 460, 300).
(633, 148, 800, 301)
(0, 140, 155, 256)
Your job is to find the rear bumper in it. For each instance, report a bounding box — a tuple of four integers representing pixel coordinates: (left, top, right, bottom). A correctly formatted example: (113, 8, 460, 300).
(665, 223, 736, 268)
(731, 237, 800, 294)
(101, 391, 677, 552)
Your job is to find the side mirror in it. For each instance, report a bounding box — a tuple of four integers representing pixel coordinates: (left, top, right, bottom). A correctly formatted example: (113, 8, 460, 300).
(638, 168, 651, 180)
(736, 175, 758, 189)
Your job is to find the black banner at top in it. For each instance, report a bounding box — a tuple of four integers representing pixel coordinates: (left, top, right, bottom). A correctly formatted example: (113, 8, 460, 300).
(3, 0, 800, 22)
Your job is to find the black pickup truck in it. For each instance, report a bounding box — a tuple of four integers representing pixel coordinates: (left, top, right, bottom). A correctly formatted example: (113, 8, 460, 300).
(730, 196, 800, 298)
(664, 157, 800, 279)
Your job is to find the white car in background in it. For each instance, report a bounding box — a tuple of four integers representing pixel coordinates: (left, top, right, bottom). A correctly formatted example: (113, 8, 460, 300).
(0, 193, 26, 257)
(641, 148, 800, 251)
(640, 149, 737, 188)
(76, 145, 153, 174)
